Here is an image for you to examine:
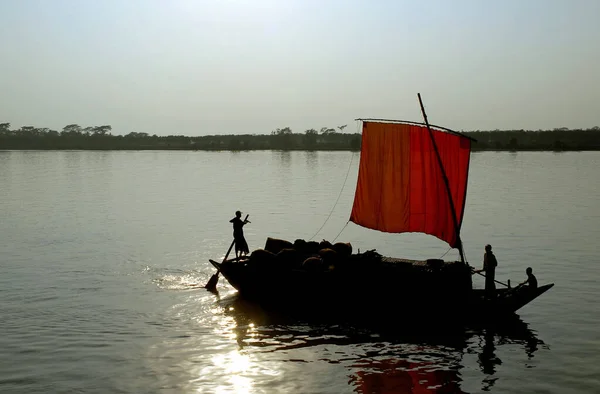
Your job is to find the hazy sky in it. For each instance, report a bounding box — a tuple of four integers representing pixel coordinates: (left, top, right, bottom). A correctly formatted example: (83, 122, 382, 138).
(1, 0, 598, 136)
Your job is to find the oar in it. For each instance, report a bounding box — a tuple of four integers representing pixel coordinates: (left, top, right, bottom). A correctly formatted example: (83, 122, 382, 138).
(205, 214, 249, 291)
(471, 267, 510, 288)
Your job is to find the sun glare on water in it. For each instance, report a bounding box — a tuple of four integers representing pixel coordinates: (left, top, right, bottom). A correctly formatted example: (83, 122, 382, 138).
(211, 351, 253, 394)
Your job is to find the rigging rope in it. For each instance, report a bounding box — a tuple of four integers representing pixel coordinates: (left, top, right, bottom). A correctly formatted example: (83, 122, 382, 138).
(308, 132, 358, 241)
(438, 246, 452, 259)
(439, 243, 470, 264)
(332, 221, 350, 243)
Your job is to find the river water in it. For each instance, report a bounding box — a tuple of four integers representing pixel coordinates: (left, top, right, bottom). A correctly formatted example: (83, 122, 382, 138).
(1, 150, 599, 393)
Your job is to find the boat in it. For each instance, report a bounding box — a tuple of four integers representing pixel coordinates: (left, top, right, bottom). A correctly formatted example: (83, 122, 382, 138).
(207, 94, 554, 319)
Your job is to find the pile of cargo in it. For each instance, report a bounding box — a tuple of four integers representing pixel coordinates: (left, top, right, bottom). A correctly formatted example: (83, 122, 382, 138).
(244, 237, 355, 272)
(236, 237, 472, 294)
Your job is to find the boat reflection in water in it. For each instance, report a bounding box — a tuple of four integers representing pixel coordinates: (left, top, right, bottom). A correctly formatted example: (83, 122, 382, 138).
(217, 293, 546, 393)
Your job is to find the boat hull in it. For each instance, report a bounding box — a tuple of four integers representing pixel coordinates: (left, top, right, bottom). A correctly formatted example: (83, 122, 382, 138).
(209, 254, 552, 319)
(469, 284, 554, 315)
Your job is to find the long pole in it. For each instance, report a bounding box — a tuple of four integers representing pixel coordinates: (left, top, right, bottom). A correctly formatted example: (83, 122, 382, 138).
(472, 269, 510, 288)
(417, 93, 466, 264)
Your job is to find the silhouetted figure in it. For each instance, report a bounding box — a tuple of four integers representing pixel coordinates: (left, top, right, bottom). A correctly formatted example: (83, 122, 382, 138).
(475, 244, 498, 299)
(519, 267, 538, 290)
(229, 210, 250, 259)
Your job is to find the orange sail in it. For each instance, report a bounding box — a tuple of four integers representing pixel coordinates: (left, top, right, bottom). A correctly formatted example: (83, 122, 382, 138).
(349, 121, 471, 248)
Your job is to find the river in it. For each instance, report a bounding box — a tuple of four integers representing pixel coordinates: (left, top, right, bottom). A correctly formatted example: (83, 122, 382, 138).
(1, 150, 598, 393)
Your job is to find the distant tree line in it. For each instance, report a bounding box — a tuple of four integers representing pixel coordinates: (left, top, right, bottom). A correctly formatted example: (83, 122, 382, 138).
(1, 122, 599, 151)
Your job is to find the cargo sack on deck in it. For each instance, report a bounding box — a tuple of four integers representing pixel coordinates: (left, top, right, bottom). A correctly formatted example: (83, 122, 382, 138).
(264, 238, 293, 255)
(332, 242, 352, 257)
(276, 248, 302, 269)
(319, 240, 333, 250)
(249, 249, 276, 264)
(318, 248, 338, 263)
(302, 256, 324, 272)
(305, 241, 321, 255)
(293, 239, 307, 253)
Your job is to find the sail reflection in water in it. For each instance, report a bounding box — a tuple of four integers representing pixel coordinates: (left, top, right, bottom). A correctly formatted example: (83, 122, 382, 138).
(219, 295, 547, 393)
(351, 358, 463, 394)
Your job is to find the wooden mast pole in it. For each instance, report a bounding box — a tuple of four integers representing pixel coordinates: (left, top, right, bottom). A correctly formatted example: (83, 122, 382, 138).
(417, 93, 466, 264)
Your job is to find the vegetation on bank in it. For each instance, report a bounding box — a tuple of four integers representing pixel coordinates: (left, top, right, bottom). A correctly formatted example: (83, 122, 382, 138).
(1, 123, 599, 151)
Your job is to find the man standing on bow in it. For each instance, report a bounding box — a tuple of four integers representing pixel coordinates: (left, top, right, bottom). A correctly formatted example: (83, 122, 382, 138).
(229, 210, 250, 260)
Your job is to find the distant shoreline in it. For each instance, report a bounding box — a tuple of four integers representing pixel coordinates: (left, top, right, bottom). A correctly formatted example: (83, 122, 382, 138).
(2, 123, 599, 152)
(2, 147, 600, 152)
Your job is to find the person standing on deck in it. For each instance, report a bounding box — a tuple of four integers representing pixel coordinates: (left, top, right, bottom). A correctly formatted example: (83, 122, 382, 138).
(476, 244, 498, 299)
(229, 211, 250, 260)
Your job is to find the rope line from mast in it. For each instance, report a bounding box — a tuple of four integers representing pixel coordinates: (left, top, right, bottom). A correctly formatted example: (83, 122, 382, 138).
(308, 147, 356, 241)
(438, 246, 452, 259)
(332, 221, 350, 243)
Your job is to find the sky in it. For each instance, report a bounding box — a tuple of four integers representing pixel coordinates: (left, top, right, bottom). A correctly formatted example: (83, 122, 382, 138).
(0, 0, 598, 136)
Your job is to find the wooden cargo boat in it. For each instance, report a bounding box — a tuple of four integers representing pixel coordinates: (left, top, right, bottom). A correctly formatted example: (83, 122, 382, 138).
(207, 94, 554, 318)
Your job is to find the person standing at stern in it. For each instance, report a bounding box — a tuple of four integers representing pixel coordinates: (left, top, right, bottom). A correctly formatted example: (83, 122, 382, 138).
(475, 244, 498, 299)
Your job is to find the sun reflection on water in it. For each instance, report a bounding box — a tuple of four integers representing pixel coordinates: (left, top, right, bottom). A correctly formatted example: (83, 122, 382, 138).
(143, 284, 547, 393)
(211, 351, 253, 394)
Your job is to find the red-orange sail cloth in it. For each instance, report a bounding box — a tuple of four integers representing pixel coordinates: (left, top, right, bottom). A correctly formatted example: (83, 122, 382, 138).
(350, 121, 471, 248)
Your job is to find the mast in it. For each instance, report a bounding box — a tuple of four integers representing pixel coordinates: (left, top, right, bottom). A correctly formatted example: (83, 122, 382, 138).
(417, 93, 466, 264)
